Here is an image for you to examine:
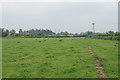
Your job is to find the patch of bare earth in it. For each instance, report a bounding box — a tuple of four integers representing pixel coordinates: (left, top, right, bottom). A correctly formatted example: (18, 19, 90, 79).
(88, 46, 109, 80)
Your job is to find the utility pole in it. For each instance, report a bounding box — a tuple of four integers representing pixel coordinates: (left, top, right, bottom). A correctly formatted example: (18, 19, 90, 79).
(92, 23, 95, 34)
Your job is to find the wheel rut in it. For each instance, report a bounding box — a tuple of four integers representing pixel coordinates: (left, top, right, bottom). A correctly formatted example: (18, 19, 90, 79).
(88, 46, 108, 80)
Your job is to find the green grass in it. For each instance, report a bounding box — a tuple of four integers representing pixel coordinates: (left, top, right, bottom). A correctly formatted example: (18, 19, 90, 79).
(2, 37, 118, 78)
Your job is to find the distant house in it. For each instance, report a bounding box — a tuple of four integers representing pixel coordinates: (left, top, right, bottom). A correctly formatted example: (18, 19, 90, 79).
(24, 31, 29, 35)
(19, 32, 25, 35)
(19, 31, 30, 36)
(23, 31, 31, 36)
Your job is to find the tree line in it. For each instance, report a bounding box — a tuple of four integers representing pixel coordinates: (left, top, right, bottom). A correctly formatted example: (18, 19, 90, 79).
(87, 31, 119, 40)
(0, 28, 119, 40)
(0, 28, 78, 37)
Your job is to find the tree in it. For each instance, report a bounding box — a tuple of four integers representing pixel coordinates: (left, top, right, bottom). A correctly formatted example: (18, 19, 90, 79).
(0, 28, 2, 37)
(19, 29, 23, 33)
(10, 29, 16, 35)
(60, 31, 69, 35)
(6, 29, 9, 33)
(80, 31, 93, 35)
(75, 33, 79, 35)
(2, 28, 9, 37)
(86, 31, 93, 35)
(106, 31, 114, 34)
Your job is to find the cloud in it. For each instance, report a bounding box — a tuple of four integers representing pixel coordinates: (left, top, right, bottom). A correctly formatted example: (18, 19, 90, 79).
(2, 2, 118, 33)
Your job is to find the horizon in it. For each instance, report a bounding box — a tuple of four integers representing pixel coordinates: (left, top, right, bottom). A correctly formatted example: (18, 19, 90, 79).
(1, 27, 118, 34)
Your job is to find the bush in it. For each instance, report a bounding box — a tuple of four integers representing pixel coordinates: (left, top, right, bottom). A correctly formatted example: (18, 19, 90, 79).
(87, 33, 118, 41)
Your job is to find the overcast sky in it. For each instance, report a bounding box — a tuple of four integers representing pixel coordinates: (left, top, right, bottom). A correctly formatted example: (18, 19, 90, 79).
(1, 2, 118, 33)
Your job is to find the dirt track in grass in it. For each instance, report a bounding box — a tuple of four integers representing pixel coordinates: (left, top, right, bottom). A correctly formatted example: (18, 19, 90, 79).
(88, 46, 108, 80)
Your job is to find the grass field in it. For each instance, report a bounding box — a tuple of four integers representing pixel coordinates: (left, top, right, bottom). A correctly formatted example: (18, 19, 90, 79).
(2, 37, 118, 78)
